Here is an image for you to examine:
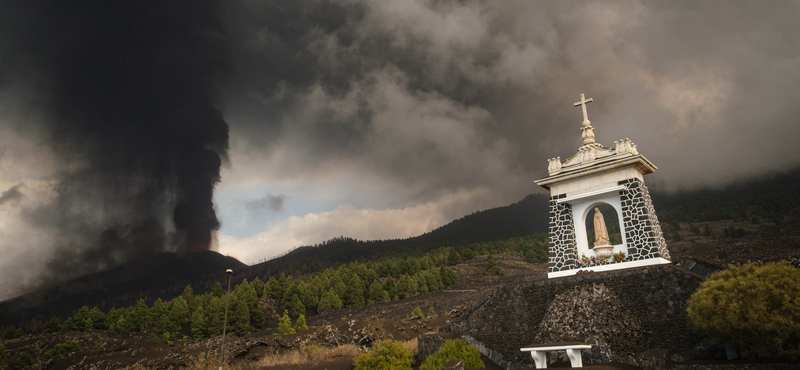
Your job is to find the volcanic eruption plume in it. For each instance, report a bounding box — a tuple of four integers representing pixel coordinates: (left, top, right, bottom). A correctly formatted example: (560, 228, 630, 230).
(2, 1, 230, 282)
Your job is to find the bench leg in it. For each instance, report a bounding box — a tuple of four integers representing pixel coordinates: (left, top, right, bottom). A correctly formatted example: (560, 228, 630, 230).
(566, 348, 583, 368)
(530, 351, 547, 369)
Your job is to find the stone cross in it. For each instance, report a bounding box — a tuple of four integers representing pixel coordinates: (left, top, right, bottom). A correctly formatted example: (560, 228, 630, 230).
(574, 93, 593, 127)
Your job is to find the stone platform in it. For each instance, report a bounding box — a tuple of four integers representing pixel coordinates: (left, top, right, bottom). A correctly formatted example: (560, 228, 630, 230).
(449, 264, 710, 368)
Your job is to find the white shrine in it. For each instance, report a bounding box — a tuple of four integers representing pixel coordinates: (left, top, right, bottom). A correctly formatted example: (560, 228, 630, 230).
(535, 94, 671, 278)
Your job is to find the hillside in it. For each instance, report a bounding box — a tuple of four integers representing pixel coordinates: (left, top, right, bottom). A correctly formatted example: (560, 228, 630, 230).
(2, 168, 799, 331)
(0, 251, 246, 326)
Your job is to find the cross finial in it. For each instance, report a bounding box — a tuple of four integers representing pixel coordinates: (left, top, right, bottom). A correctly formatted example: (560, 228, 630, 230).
(574, 93, 593, 127)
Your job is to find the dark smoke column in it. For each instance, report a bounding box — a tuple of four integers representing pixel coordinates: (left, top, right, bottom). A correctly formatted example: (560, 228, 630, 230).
(8, 0, 231, 277)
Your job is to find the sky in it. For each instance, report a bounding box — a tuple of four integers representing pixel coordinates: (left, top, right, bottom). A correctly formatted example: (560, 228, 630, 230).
(1, 0, 799, 300)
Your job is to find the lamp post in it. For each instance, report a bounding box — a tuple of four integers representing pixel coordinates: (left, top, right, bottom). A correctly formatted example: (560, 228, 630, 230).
(219, 269, 233, 370)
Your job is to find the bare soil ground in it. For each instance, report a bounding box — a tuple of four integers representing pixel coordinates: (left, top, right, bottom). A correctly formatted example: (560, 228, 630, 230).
(5, 222, 798, 370)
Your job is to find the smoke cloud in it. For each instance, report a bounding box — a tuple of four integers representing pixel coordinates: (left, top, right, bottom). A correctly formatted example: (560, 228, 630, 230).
(0, 185, 23, 207)
(0, 1, 230, 287)
(2, 0, 800, 298)
(245, 194, 287, 212)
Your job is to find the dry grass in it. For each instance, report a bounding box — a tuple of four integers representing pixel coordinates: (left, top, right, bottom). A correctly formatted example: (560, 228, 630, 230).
(256, 343, 361, 367)
(403, 338, 418, 355)
(118, 341, 415, 370)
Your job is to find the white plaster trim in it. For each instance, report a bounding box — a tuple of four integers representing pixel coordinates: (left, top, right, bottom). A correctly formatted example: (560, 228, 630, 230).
(547, 258, 672, 279)
(556, 185, 626, 204)
(535, 155, 657, 190)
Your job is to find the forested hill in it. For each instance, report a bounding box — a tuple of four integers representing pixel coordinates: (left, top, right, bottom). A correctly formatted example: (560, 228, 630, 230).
(651, 168, 800, 226)
(239, 194, 551, 279)
(413, 194, 550, 243)
(258, 168, 800, 277)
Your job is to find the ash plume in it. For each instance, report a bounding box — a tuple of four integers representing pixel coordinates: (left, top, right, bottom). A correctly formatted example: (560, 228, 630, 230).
(2, 1, 230, 282)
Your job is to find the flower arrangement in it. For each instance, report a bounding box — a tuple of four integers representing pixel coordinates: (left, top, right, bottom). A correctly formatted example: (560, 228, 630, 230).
(612, 251, 627, 262)
(591, 256, 607, 265)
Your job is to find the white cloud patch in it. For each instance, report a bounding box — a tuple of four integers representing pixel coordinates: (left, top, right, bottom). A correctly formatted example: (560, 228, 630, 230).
(217, 187, 500, 264)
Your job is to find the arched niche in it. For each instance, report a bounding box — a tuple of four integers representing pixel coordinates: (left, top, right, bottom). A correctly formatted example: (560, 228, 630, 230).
(583, 202, 623, 249)
(560, 189, 628, 260)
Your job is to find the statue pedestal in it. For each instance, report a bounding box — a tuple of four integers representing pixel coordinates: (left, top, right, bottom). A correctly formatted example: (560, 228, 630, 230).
(593, 245, 614, 259)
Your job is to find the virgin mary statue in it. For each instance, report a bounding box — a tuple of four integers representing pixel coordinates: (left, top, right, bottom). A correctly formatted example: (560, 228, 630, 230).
(593, 207, 611, 247)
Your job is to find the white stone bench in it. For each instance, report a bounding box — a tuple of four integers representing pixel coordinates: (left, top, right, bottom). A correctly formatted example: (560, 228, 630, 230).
(520, 342, 593, 368)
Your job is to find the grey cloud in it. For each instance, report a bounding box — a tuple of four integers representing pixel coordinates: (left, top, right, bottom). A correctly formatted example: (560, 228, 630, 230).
(2, 0, 800, 298)
(222, 0, 800, 197)
(245, 194, 287, 212)
(0, 1, 229, 289)
(0, 185, 23, 206)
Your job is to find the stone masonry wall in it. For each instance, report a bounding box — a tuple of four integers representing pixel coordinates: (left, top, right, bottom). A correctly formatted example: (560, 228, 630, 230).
(619, 178, 671, 261)
(449, 265, 706, 367)
(548, 194, 577, 273)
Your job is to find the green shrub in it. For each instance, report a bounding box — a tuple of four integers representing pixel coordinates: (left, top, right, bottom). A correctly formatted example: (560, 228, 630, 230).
(44, 318, 62, 334)
(294, 314, 308, 332)
(420, 339, 484, 370)
(352, 340, 414, 370)
(483, 255, 504, 276)
(687, 262, 800, 360)
(14, 352, 32, 369)
(410, 307, 423, 318)
(44, 341, 81, 361)
(2, 326, 23, 340)
(0, 346, 6, 370)
(277, 310, 295, 335)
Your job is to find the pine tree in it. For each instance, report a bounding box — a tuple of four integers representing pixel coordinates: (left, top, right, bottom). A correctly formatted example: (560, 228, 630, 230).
(15, 352, 32, 369)
(191, 306, 207, 339)
(446, 267, 460, 284)
(181, 285, 194, 307)
(106, 308, 121, 331)
(447, 249, 461, 265)
(414, 274, 429, 294)
(265, 277, 281, 299)
(2, 326, 22, 340)
(318, 289, 343, 313)
(294, 314, 308, 332)
(277, 310, 295, 335)
(233, 299, 251, 336)
(439, 266, 452, 286)
(239, 279, 265, 330)
(89, 307, 108, 331)
(383, 278, 398, 300)
(73, 306, 91, 332)
(206, 296, 225, 336)
(155, 314, 175, 336)
(368, 280, 386, 303)
(251, 277, 265, 299)
(0, 346, 6, 370)
(344, 275, 365, 308)
(132, 299, 150, 331)
(282, 285, 306, 320)
(484, 254, 504, 276)
(44, 317, 62, 334)
(301, 280, 321, 311)
(169, 296, 191, 328)
(212, 282, 224, 298)
(334, 281, 348, 301)
(397, 274, 418, 299)
(150, 298, 167, 328)
(115, 316, 132, 334)
(278, 274, 292, 298)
